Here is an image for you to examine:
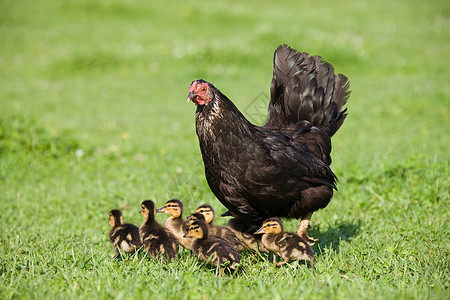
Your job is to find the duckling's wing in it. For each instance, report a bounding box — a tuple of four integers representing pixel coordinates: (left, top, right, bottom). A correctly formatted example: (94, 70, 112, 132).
(123, 223, 142, 246)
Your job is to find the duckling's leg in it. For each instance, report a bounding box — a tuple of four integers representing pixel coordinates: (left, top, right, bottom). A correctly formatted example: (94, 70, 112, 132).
(296, 213, 318, 245)
(217, 267, 224, 278)
(276, 261, 287, 268)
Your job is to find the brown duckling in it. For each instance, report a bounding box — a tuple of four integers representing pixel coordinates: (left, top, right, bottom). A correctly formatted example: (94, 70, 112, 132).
(255, 217, 315, 267)
(108, 209, 142, 258)
(185, 212, 205, 227)
(221, 210, 254, 233)
(192, 204, 263, 252)
(156, 199, 191, 249)
(139, 200, 178, 261)
(194, 204, 215, 224)
(184, 220, 242, 274)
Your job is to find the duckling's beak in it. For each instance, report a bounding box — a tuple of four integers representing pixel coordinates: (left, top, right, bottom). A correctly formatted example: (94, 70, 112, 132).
(183, 231, 191, 238)
(221, 211, 232, 217)
(254, 227, 266, 235)
(156, 207, 165, 213)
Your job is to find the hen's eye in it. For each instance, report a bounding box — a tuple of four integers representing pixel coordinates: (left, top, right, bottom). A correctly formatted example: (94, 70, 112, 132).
(200, 86, 206, 93)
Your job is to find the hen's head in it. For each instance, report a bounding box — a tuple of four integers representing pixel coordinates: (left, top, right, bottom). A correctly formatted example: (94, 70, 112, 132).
(187, 80, 214, 106)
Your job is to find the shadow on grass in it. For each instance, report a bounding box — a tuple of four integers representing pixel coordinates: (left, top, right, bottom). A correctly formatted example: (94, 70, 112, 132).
(311, 220, 362, 255)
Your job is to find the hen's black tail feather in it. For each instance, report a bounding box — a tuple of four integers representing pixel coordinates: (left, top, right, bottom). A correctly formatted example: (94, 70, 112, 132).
(265, 44, 350, 138)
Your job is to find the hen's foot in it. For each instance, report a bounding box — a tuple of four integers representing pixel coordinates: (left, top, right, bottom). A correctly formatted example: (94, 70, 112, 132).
(298, 231, 318, 245)
(297, 216, 318, 245)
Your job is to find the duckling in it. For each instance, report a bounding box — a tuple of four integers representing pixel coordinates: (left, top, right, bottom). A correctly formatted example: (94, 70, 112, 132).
(221, 210, 253, 232)
(254, 217, 315, 267)
(185, 212, 205, 227)
(108, 209, 142, 258)
(184, 220, 242, 274)
(194, 204, 215, 224)
(221, 210, 269, 253)
(139, 200, 178, 261)
(193, 204, 263, 252)
(156, 199, 191, 249)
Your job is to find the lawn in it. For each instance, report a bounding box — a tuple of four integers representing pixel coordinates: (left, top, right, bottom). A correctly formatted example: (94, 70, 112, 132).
(0, 0, 448, 299)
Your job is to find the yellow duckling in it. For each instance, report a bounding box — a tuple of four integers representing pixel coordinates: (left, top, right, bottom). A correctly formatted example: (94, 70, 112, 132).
(184, 220, 242, 274)
(156, 199, 191, 249)
(139, 200, 178, 261)
(255, 217, 315, 267)
(108, 209, 142, 258)
(192, 204, 264, 252)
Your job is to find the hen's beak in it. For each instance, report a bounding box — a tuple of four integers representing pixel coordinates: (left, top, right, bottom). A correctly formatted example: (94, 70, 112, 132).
(187, 92, 198, 104)
(254, 227, 266, 235)
(156, 207, 165, 213)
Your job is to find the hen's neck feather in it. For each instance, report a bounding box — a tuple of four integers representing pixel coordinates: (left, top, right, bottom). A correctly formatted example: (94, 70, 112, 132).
(195, 89, 254, 137)
(195, 89, 256, 166)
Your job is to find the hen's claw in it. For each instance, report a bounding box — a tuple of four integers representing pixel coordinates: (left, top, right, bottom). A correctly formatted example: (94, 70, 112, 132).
(298, 231, 318, 246)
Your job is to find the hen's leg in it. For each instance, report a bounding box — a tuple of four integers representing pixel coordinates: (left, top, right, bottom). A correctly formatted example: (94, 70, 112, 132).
(296, 212, 318, 245)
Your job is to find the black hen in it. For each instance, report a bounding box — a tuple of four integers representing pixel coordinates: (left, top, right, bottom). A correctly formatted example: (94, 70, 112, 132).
(187, 44, 350, 242)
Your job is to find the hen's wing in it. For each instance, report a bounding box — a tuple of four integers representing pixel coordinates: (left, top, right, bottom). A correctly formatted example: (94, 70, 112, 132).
(219, 129, 336, 220)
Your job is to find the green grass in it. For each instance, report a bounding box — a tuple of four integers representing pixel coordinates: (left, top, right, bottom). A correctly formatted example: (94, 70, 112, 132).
(0, 0, 449, 299)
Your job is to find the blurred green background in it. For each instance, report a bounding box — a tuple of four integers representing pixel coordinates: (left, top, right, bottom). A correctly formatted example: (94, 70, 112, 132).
(1, 0, 448, 160)
(1, 0, 448, 299)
